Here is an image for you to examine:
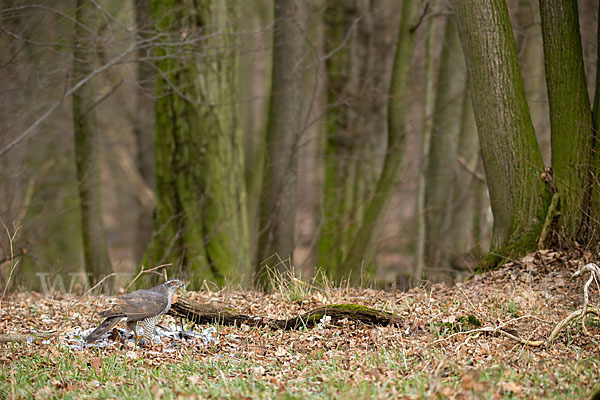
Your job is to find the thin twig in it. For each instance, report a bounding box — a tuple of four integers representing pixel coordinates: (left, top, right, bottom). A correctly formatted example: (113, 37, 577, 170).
(0, 220, 21, 307)
(410, 2, 430, 33)
(457, 156, 486, 183)
(429, 314, 551, 347)
(0, 248, 27, 268)
(0, 39, 139, 157)
(125, 263, 172, 291)
(82, 272, 116, 297)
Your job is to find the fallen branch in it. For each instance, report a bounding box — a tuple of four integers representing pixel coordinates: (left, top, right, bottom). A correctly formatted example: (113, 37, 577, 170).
(429, 315, 547, 348)
(547, 305, 600, 345)
(571, 263, 600, 334)
(0, 331, 56, 343)
(168, 298, 402, 330)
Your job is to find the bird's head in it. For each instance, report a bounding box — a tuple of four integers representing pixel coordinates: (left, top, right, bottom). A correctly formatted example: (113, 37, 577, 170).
(163, 279, 185, 292)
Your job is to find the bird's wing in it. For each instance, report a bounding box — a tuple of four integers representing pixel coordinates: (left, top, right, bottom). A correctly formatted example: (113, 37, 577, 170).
(110, 289, 168, 321)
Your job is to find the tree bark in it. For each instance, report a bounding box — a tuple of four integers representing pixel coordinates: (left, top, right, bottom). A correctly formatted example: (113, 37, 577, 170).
(317, 0, 359, 280)
(256, 0, 308, 283)
(448, 82, 479, 264)
(451, 0, 552, 270)
(595, 3, 600, 125)
(414, 0, 437, 283)
(514, 0, 547, 153)
(169, 298, 402, 329)
(424, 16, 466, 268)
(144, 0, 251, 288)
(341, 0, 419, 284)
(72, 0, 112, 283)
(539, 0, 596, 242)
(317, 1, 386, 281)
(240, 0, 273, 268)
(133, 0, 156, 262)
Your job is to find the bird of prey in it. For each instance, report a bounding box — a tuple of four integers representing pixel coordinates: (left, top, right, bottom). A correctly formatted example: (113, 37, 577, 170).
(85, 279, 185, 346)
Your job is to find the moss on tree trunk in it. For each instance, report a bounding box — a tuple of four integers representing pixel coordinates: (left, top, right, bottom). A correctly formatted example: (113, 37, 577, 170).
(341, 0, 419, 284)
(539, 0, 596, 242)
(144, 0, 251, 289)
(317, 1, 384, 281)
(452, 0, 552, 270)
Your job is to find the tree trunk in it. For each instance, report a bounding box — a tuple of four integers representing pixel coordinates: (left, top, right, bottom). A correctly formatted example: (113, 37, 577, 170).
(317, 0, 357, 280)
(451, 0, 552, 270)
(341, 0, 419, 284)
(514, 0, 548, 155)
(595, 3, 600, 126)
(448, 82, 479, 264)
(145, 0, 251, 288)
(592, 2, 600, 243)
(414, 0, 437, 283)
(133, 0, 156, 262)
(240, 0, 273, 268)
(539, 0, 596, 242)
(72, 0, 112, 283)
(256, 0, 308, 283)
(424, 16, 466, 268)
(317, 1, 384, 281)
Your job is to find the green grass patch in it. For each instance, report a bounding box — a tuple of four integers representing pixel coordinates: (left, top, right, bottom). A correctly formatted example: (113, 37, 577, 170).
(2, 342, 598, 399)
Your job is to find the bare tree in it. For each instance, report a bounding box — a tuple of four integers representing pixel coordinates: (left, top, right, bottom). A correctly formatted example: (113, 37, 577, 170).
(539, 0, 597, 242)
(341, 0, 420, 284)
(424, 16, 466, 268)
(72, 0, 113, 282)
(256, 0, 308, 284)
(451, 0, 551, 269)
(143, 0, 251, 288)
(132, 0, 156, 262)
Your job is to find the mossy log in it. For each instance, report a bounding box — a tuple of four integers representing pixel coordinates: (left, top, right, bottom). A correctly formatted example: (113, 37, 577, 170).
(168, 299, 402, 330)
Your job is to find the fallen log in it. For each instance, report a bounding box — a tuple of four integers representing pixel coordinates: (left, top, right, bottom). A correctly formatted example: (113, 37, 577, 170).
(168, 298, 402, 330)
(0, 331, 56, 343)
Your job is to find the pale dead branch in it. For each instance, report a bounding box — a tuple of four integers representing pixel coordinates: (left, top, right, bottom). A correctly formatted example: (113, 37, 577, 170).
(125, 263, 172, 291)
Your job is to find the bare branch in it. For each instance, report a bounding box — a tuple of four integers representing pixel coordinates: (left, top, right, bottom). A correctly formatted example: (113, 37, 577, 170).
(125, 263, 172, 292)
(0, 40, 139, 158)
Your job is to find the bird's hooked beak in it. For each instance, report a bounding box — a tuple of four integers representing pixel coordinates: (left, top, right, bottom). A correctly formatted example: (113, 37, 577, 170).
(174, 280, 185, 291)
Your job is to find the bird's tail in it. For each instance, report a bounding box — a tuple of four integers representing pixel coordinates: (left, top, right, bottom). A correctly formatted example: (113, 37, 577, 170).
(85, 317, 123, 343)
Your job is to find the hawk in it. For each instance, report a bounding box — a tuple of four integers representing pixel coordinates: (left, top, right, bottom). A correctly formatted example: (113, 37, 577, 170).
(85, 279, 185, 345)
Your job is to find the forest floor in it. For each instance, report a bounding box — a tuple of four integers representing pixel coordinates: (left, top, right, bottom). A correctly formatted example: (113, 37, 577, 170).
(1, 250, 599, 399)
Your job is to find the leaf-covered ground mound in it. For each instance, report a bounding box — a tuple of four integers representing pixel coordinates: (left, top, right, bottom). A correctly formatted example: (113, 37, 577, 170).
(1, 250, 599, 399)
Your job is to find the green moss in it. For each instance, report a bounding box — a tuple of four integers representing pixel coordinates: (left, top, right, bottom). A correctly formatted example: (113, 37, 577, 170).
(476, 252, 505, 272)
(466, 314, 482, 326)
(430, 314, 483, 336)
(144, 0, 251, 289)
(325, 304, 384, 314)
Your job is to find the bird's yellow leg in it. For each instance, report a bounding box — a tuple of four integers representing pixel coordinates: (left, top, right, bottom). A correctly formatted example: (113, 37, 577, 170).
(126, 320, 140, 346)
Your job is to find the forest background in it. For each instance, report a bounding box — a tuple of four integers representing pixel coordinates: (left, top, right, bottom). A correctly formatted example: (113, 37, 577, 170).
(1, 0, 598, 293)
